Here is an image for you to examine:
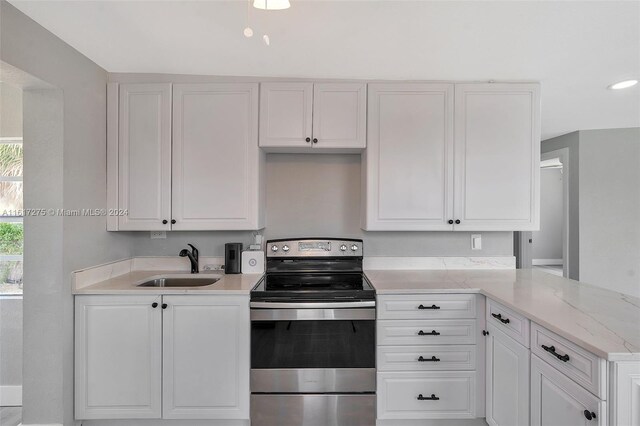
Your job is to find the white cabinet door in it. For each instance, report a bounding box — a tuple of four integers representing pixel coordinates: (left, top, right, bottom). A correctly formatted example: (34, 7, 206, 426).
(75, 295, 162, 419)
(363, 83, 454, 231)
(162, 295, 250, 419)
(259, 82, 313, 148)
(454, 83, 540, 231)
(486, 325, 530, 426)
(312, 83, 366, 149)
(172, 83, 264, 230)
(531, 355, 605, 426)
(118, 83, 172, 231)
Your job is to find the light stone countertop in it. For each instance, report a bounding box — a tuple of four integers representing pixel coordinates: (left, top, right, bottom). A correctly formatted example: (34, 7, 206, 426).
(365, 268, 640, 361)
(72, 270, 263, 295)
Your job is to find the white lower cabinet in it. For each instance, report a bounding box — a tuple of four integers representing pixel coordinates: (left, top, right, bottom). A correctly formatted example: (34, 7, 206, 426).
(531, 355, 605, 426)
(162, 295, 249, 419)
(75, 295, 162, 419)
(485, 324, 530, 426)
(75, 294, 249, 421)
(376, 293, 484, 423)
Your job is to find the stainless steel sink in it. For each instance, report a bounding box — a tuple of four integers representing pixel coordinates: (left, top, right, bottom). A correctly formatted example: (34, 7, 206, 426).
(137, 277, 220, 287)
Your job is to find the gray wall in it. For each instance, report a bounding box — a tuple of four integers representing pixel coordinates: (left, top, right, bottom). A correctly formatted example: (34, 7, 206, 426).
(579, 128, 640, 297)
(532, 168, 563, 261)
(0, 298, 22, 387)
(131, 154, 514, 257)
(542, 131, 580, 279)
(2, 1, 133, 423)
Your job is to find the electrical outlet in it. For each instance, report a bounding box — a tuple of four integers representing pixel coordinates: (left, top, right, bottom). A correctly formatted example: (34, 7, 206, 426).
(471, 234, 482, 250)
(150, 231, 166, 239)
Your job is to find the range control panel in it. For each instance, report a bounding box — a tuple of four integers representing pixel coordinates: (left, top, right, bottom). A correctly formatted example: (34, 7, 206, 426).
(266, 238, 363, 258)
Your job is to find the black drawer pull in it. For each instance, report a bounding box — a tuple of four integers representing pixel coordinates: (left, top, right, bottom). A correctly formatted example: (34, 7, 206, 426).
(542, 344, 570, 362)
(417, 393, 439, 401)
(418, 356, 440, 362)
(418, 330, 440, 336)
(491, 312, 510, 324)
(418, 304, 441, 310)
(584, 410, 596, 420)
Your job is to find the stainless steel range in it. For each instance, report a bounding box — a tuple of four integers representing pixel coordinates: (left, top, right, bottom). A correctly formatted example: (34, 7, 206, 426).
(250, 238, 376, 426)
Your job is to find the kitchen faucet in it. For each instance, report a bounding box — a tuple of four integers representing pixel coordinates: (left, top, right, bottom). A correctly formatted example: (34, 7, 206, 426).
(179, 244, 199, 273)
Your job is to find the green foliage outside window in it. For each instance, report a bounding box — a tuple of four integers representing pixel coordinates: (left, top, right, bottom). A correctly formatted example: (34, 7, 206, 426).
(0, 222, 23, 254)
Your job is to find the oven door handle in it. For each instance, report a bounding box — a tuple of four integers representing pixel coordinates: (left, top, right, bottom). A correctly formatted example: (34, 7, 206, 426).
(250, 301, 376, 309)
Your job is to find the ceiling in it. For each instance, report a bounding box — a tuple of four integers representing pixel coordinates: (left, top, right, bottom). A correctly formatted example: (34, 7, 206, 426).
(8, 0, 640, 139)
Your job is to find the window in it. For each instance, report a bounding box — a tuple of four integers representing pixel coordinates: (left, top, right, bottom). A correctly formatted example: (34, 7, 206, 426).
(0, 137, 23, 294)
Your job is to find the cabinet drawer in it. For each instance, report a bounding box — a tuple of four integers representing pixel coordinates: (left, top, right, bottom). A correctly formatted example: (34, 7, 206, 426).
(377, 371, 476, 419)
(377, 320, 477, 346)
(531, 322, 606, 399)
(378, 294, 477, 320)
(486, 298, 529, 347)
(378, 345, 477, 371)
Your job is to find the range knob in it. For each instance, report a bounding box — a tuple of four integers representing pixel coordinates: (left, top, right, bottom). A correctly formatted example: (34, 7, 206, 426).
(340, 244, 347, 252)
(351, 244, 359, 251)
(282, 245, 290, 252)
(270, 245, 279, 252)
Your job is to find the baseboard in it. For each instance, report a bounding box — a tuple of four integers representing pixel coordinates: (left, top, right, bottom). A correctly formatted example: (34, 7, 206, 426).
(532, 258, 563, 266)
(0, 385, 21, 406)
(377, 419, 488, 426)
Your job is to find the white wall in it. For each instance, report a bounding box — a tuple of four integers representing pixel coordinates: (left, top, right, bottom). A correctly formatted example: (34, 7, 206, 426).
(131, 154, 514, 258)
(579, 128, 640, 297)
(1, 1, 133, 424)
(532, 168, 563, 262)
(0, 82, 22, 137)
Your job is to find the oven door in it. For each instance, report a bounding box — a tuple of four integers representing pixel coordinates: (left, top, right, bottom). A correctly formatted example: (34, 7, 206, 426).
(250, 304, 375, 393)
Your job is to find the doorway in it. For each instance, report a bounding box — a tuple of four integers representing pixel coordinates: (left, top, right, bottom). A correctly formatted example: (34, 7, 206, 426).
(519, 148, 570, 278)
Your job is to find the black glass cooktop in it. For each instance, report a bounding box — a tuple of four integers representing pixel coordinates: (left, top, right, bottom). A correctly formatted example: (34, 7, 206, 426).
(251, 273, 375, 302)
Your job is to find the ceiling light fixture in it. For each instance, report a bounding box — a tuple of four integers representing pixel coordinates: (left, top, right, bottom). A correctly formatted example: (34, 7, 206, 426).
(253, 0, 290, 10)
(608, 79, 638, 90)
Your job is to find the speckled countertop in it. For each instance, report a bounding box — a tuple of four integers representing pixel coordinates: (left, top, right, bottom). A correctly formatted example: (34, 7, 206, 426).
(365, 269, 640, 361)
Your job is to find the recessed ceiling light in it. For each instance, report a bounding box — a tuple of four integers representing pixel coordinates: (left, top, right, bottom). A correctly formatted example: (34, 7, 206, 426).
(608, 80, 638, 90)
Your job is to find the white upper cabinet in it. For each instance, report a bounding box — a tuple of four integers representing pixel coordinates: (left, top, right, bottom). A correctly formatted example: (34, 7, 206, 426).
(259, 82, 366, 151)
(312, 83, 366, 149)
(453, 83, 541, 231)
(259, 82, 313, 148)
(363, 83, 454, 231)
(172, 83, 263, 230)
(117, 83, 172, 231)
(362, 82, 540, 232)
(108, 82, 264, 231)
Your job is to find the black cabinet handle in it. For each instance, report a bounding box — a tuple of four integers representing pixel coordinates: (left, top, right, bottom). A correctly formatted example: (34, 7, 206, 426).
(162, 220, 168, 224)
(313, 138, 318, 144)
(305, 137, 311, 142)
(417, 394, 439, 401)
(491, 313, 510, 324)
(418, 304, 440, 310)
(583, 410, 596, 421)
(482, 330, 489, 336)
(542, 344, 570, 362)
(418, 356, 440, 362)
(162, 303, 168, 309)
(151, 302, 158, 308)
(171, 219, 176, 224)
(448, 219, 454, 224)
(455, 219, 461, 224)
(418, 330, 440, 336)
